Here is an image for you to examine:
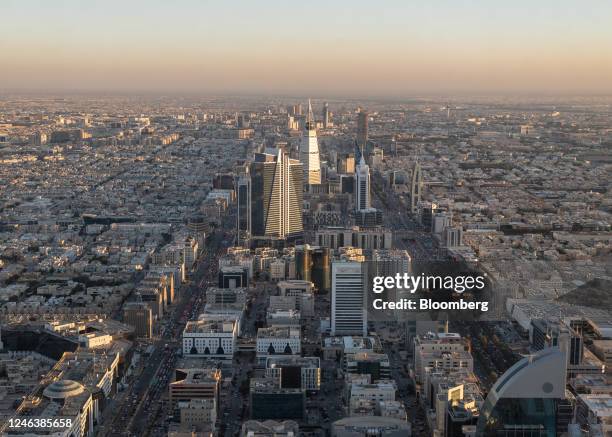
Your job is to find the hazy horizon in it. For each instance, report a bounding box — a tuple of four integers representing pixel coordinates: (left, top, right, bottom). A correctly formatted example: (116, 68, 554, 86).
(2, 0, 612, 96)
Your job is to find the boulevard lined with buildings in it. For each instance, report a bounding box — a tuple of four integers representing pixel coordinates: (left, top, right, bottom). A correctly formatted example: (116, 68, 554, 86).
(0, 94, 610, 436)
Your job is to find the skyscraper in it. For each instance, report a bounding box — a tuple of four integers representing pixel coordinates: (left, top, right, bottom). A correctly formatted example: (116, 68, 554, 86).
(250, 150, 303, 242)
(237, 175, 251, 243)
(322, 102, 330, 128)
(295, 245, 312, 282)
(355, 155, 371, 211)
(337, 153, 356, 174)
(299, 99, 322, 185)
(311, 246, 331, 293)
(411, 161, 423, 214)
(331, 261, 367, 336)
(357, 109, 369, 152)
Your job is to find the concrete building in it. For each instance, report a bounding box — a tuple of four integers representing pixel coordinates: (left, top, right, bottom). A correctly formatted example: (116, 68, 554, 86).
(178, 398, 217, 432)
(182, 314, 239, 359)
(331, 416, 411, 437)
(256, 326, 301, 363)
(169, 367, 221, 408)
(315, 227, 393, 250)
(265, 356, 321, 391)
(240, 420, 299, 437)
(414, 333, 469, 383)
(345, 352, 391, 382)
(123, 301, 153, 338)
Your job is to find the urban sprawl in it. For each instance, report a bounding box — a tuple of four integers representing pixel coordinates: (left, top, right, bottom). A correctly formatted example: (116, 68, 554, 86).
(0, 95, 610, 437)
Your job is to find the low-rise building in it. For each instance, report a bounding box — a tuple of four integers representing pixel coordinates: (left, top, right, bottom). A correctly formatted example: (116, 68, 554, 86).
(256, 326, 301, 363)
(265, 356, 321, 391)
(182, 314, 239, 359)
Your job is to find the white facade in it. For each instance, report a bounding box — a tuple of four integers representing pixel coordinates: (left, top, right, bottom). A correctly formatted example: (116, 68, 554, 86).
(78, 333, 113, 349)
(355, 156, 371, 211)
(182, 315, 239, 359)
(331, 261, 367, 337)
(256, 326, 301, 361)
(349, 381, 397, 414)
(413, 333, 470, 383)
(299, 100, 321, 185)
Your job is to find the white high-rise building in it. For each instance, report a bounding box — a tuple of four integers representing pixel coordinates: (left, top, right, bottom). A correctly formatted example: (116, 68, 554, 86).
(331, 261, 367, 336)
(355, 155, 371, 211)
(299, 99, 321, 185)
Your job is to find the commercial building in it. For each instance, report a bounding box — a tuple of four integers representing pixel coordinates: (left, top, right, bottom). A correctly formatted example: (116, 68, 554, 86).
(256, 326, 301, 363)
(349, 380, 397, 412)
(237, 175, 251, 243)
(414, 333, 470, 383)
(250, 150, 303, 243)
(323, 336, 383, 360)
(266, 309, 301, 327)
(5, 349, 122, 437)
(475, 348, 569, 437)
(240, 420, 299, 437)
(178, 398, 217, 433)
(206, 287, 247, 307)
(265, 356, 321, 391)
(337, 153, 355, 174)
(575, 394, 612, 436)
(354, 208, 383, 228)
(322, 102, 330, 128)
(332, 261, 367, 336)
(314, 227, 392, 250)
(299, 100, 321, 185)
(294, 245, 330, 292)
(169, 367, 221, 409)
(331, 416, 411, 437)
(276, 280, 315, 316)
(218, 266, 249, 289)
(123, 302, 153, 338)
(249, 377, 306, 421)
(357, 110, 368, 152)
(355, 156, 371, 211)
(182, 314, 239, 359)
(345, 352, 391, 382)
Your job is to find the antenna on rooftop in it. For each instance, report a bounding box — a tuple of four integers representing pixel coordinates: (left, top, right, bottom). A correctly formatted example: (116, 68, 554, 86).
(306, 98, 315, 131)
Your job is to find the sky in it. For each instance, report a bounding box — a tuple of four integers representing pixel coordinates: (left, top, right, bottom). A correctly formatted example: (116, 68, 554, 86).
(1, 0, 611, 96)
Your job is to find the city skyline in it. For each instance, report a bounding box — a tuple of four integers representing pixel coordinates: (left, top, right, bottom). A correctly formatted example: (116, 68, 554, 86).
(0, 91, 609, 437)
(0, 3, 611, 435)
(2, 0, 612, 96)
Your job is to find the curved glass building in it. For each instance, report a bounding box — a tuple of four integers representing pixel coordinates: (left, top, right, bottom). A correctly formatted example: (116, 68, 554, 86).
(476, 348, 568, 437)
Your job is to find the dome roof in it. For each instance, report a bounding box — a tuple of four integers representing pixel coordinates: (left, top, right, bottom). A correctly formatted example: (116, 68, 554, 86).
(43, 379, 85, 400)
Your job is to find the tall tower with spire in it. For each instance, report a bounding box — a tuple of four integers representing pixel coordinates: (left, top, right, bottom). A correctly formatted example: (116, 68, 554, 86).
(299, 99, 322, 185)
(411, 160, 423, 214)
(355, 154, 371, 211)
